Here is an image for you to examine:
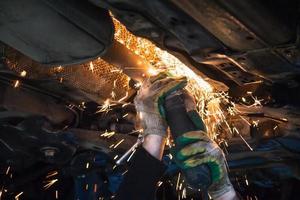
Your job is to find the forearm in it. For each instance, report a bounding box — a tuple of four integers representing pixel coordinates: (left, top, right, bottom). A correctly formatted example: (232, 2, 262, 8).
(115, 125, 167, 200)
(142, 134, 166, 160)
(115, 146, 166, 200)
(214, 189, 239, 200)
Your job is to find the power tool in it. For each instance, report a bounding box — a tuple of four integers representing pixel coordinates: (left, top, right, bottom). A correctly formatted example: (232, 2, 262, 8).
(164, 90, 212, 190)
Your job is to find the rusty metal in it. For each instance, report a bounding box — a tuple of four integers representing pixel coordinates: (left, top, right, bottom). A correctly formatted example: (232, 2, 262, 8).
(102, 40, 152, 82)
(4, 46, 130, 104)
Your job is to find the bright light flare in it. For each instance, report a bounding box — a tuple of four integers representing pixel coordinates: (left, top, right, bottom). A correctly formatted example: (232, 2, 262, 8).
(89, 62, 94, 72)
(147, 67, 159, 76)
(15, 192, 23, 200)
(97, 99, 112, 113)
(112, 16, 222, 139)
(20, 70, 27, 77)
(101, 131, 116, 138)
(13, 80, 20, 88)
(43, 179, 58, 190)
(112, 15, 262, 149)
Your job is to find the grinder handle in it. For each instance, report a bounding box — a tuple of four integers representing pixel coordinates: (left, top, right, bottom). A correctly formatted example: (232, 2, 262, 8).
(164, 91, 212, 189)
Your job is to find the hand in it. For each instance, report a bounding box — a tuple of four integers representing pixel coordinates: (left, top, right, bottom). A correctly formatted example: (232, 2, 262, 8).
(170, 91, 237, 199)
(174, 131, 236, 199)
(134, 73, 187, 138)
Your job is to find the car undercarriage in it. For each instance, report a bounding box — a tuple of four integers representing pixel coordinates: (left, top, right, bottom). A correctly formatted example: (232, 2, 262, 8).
(0, 0, 300, 199)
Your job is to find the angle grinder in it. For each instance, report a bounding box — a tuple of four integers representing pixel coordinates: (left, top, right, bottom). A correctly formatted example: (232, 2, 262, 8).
(164, 90, 212, 190)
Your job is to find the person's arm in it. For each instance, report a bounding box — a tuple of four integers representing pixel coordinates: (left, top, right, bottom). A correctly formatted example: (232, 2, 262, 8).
(142, 134, 166, 160)
(116, 74, 186, 200)
(215, 189, 239, 200)
(115, 135, 166, 200)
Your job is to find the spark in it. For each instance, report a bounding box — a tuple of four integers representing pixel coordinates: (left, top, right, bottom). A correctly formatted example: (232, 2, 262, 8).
(97, 99, 112, 113)
(112, 15, 257, 142)
(111, 91, 116, 99)
(281, 118, 288, 122)
(239, 115, 251, 126)
(43, 179, 58, 190)
(86, 162, 90, 169)
(134, 82, 142, 89)
(138, 129, 143, 133)
(224, 140, 229, 147)
(179, 183, 183, 190)
(119, 39, 124, 44)
(158, 51, 212, 92)
(89, 62, 94, 72)
(122, 170, 128, 176)
(113, 139, 125, 149)
(166, 138, 172, 148)
(55, 190, 58, 199)
(13, 80, 20, 88)
(0, 187, 3, 200)
(20, 70, 27, 77)
(157, 181, 163, 187)
(161, 52, 219, 137)
(233, 127, 253, 151)
(111, 16, 268, 198)
(118, 91, 129, 102)
(208, 193, 212, 199)
(176, 173, 181, 191)
(244, 80, 263, 85)
(122, 113, 129, 118)
(114, 155, 119, 160)
(122, 102, 130, 107)
(15, 192, 23, 200)
(5, 166, 10, 175)
(101, 131, 115, 138)
(248, 94, 263, 108)
(147, 67, 159, 76)
(55, 66, 63, 72)
(127, 149, 136, 162)
(111, 69, 123, 73)
(182, 188, 186, 199)
(46, 171, 58, 179)
(252, 120, 259, 127)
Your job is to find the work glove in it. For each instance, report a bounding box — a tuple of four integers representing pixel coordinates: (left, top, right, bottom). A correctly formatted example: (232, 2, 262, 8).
(172, 91, 236, 199)
(134, 73, 187, 138)
(175, 131, 235, 199)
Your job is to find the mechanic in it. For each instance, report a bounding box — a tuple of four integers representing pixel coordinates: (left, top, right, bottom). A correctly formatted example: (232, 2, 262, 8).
(116, 74, 239, 200)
